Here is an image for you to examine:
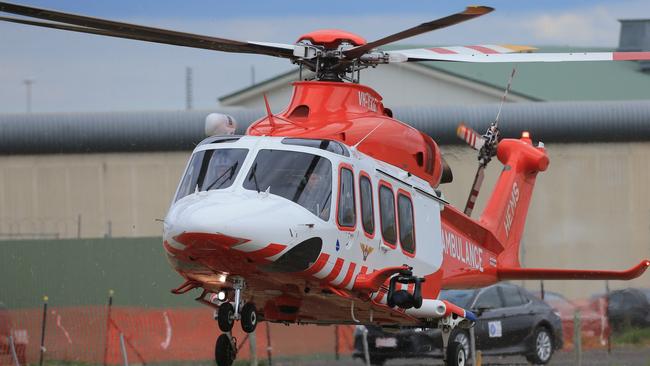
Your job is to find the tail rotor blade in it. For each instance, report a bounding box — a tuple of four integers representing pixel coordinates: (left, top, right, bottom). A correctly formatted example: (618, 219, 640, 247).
(456, 123, 485, 150)
(464, 166, 485, 216)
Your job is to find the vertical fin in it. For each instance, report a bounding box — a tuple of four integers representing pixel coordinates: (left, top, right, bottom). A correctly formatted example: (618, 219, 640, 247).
(479, 134, 548, 267)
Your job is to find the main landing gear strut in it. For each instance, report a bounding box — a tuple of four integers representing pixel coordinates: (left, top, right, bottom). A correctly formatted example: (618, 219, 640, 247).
(214, 276, 258, 366)
(439, 313, 475, 366)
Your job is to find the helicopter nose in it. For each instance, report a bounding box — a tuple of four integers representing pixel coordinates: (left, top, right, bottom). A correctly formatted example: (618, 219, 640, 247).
(164, 191, 318, 261)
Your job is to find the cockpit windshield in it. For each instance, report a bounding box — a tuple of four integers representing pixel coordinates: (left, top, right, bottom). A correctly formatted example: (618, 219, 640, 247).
(243, 149, 332, 221)
(175, 148, 248, 202)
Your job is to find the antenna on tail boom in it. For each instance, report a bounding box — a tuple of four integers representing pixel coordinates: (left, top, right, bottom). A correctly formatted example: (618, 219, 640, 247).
(458, 67, 516, 216)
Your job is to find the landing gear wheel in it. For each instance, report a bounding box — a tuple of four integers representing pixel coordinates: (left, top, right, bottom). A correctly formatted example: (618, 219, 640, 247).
(446, 340, 467, 366)
(240, 302, 258, 333)
(526, 327, 553, 365)
(215, 333, 236, 366)
(217, 302, 235, 332)
(451, 330, 471, 360)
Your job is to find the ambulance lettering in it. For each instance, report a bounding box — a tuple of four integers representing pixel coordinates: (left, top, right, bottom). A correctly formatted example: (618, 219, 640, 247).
(442, 229, 484, 272)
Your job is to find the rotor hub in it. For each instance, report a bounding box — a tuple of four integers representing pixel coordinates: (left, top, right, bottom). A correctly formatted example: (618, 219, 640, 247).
(297, 29, 366, 49)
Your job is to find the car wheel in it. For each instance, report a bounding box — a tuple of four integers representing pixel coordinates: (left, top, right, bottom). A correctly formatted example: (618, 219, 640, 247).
(451, 330, 471, 360)
(526, 327, 553, 365)
(446, 340, 467, 366)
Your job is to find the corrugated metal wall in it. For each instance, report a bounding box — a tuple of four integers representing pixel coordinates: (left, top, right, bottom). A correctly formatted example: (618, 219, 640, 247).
(2, 100, 650, 154)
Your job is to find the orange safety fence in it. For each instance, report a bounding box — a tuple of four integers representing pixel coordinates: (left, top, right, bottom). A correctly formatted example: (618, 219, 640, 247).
(1, 306, 355, 365)
(1, 301, 612, 365)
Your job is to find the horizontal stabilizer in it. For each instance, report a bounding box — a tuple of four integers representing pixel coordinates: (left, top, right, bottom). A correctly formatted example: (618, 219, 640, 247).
(497, 260, 650, 281)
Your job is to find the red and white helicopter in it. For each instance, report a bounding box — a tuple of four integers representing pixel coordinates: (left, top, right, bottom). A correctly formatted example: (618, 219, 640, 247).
(2, 3, 650, 365)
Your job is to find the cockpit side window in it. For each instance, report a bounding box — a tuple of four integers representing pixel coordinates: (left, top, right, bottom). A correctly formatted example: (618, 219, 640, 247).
(243, 149, 332, 220)
(175, 151, 206, 202)
(337, 167, 356, 228)
(174, 148, 248, 202)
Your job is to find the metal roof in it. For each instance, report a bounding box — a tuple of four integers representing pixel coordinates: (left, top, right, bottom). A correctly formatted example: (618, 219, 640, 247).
(1, 100, 650, 155)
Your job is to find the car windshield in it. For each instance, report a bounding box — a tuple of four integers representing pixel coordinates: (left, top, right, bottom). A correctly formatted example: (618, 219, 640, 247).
(243, 149, 332, 220)
(175, 148, 248, 201)
(439, 289, 475, 308)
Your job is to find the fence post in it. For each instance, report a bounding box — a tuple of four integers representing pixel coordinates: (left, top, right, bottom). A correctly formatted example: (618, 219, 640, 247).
(361, 327, 370, 366)
(39, 295, 48, 366)
(103, 290, 114, 366)
(334, 325, 340, 360)
(265, 323, 273, 366)
(574, 309, 582, 366)
(605, 280, 611, 363)
(249, 330, 258, 366)
(470, 326, 477, 366)
(76, 214, 82, 238)
(119, 333, 129, 366)
(9, 336, 20, 366)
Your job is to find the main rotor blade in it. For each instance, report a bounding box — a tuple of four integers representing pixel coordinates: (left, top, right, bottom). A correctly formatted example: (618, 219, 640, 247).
(386, 48, 650, 63)
(0, 2, 295, 58)
(344, 6, 493, 59)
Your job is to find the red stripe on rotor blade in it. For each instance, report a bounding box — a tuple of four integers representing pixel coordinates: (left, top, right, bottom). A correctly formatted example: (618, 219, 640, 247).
(339, 262, 357, 288)
(613, 52, 650, 61)
(303, 253, 330, 276)
(246, 243, 287, 261)
(360, 266, 368, 275)
(429, 47, 457, 54)
(322, 258, 345, 283)
(466, 45, 498, 54)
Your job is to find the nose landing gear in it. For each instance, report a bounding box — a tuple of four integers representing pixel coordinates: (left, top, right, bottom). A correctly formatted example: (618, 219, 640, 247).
(214, 276, 259, 366)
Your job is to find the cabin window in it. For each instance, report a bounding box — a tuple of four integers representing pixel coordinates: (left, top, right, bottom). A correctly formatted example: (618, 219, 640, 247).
(397, 193, 415, 254)
(243, 149, 332, 220)
(337, 167, 356, 228)
(175, 148, 248, 202)
(379, 184, 397, 246)
(359, 175, 374, 235)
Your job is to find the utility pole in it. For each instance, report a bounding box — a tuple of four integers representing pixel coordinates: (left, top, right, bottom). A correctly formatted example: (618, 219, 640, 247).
(185, 67, 193, 110)
(23, 79, 34, 113)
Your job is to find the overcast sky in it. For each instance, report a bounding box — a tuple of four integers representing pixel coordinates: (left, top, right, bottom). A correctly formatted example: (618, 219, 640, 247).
(0, 0, 647, 113)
